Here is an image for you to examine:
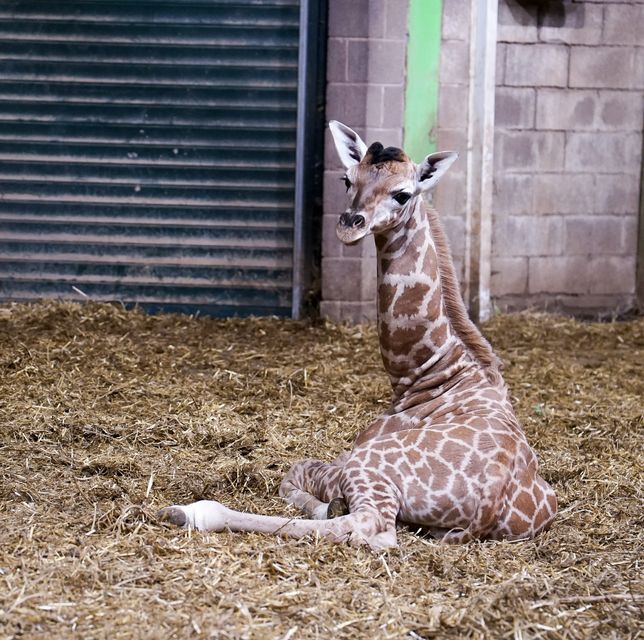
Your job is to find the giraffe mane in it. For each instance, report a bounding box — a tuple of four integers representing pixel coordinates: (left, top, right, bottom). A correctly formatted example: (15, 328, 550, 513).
(424, 203, 503, 381)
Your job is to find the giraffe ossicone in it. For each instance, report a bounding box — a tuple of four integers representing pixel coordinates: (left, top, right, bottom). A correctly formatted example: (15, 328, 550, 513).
(158, 121, 557, 549)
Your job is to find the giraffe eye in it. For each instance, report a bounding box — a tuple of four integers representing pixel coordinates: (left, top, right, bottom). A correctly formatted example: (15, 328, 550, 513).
(342, 175, 352, 191)
(393, 192, 412, 205)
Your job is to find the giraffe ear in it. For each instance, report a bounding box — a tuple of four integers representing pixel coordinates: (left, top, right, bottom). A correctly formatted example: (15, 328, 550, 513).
(417, 151, 458, 191)
(329, 120, 368, 169)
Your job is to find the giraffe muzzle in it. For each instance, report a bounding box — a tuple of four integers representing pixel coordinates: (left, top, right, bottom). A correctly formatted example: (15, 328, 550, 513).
(339, 212, 366, 229)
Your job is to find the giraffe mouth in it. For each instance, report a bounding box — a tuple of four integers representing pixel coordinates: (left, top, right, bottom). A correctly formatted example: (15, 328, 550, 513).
(336, 224, 369, 245)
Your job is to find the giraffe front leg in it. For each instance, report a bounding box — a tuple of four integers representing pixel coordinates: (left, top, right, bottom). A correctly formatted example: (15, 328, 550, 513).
(279, 458, 346, 519)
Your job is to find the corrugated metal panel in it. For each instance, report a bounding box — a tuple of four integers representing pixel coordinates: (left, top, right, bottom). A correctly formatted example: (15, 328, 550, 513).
(0, 0, 301, 316)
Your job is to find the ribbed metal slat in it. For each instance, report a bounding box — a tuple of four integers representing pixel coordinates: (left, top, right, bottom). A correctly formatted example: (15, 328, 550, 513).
(0, 0, 300, 316)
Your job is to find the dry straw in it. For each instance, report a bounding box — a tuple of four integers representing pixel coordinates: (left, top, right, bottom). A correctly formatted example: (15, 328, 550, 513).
(0, 301, 642, 638)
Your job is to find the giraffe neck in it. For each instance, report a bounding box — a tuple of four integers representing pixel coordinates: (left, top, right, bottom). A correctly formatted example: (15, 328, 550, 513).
(376, 197, 461, 395)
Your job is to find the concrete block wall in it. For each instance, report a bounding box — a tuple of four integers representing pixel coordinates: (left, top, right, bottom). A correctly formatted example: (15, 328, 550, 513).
(492, 0, 643, 313)
(320, 0, 408, 322)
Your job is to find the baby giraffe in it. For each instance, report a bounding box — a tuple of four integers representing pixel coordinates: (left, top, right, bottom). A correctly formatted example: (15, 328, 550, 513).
(158, 121, 557, 549)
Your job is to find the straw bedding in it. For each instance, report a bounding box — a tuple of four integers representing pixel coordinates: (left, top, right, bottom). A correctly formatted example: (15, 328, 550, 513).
(0, 301, 641, 639)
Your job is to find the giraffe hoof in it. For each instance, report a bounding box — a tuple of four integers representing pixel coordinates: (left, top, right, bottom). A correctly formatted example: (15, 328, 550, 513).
(327, 497, 349, 519)
(157, 506, 187, 527)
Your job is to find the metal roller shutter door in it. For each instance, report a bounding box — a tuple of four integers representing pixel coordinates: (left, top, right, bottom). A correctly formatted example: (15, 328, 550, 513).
(0, 0, 309, 317)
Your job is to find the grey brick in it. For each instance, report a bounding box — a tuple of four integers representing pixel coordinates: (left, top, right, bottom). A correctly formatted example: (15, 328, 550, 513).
(564, 216, 625, 255)
(382, 85, 405, 127)
(328, 0, 370, 38)
(385, 0, 408, 39)
(435, 129, 468, 176)
(323, 169, 347, 217)
(496, 43, 507, 85)
(588, 256, 635, 295)
(498, 0, 539, 43)
(439, 84, 469, 129)
(528, 256, 591, 294)
(633, 48, 644, 90)
(367, 0, 386, 39)
(339, 301, 377, 323)
(493, 174, 535, 216)
(366, 127, 403, 147)
(603, 4, 644, 45)
(505, 44, 568, 87)
(492, 215, 564, 257)
(347, 40, 369, 83)
(598, 91, 644, 131)
(491, 257, 528, 295)
(322, 257, 363, 301)
(441, 215, 466, 261)
(368, 40, 406, 84)
(570, 47, 635, 89)
(442, 0, 469, 41)
(440, 40, 469, 86)
(322, 214, 342, 258)
(326, 84, 368, 128)
(533, 173, 595, 214)
(319, 300, 341, 321)
(538, 2, 603, 45)
(495, 87, 535, 129)
(432, 173, 467, 217)
(536, 89, 596, 131)
(494, 130, 564, 172)
(366, 85, 384, 128)
(565, 132, 642, 173)
(594, 174, 641, 216)
(327, 38, 348, 83)
(622, 215, 639, 255)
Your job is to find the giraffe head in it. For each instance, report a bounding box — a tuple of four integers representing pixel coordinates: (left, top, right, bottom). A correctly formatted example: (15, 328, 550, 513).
(329, 120, 458, 244)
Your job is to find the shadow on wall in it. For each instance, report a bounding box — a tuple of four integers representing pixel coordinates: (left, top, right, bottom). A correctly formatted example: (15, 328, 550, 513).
(504, 0, 586, 29)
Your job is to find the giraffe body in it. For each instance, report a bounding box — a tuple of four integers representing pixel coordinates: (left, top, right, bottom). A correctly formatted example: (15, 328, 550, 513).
(159, 122, 557, 549)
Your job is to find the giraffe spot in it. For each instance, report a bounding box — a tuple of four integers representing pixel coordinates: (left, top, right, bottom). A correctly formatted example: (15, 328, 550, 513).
(430, 458, 451, 491)
(386, 234, 407, 254)
(440, 440, 469, 468)
(464, 453, 485, 477)
(515, 490, 537, 517)
(378, 283, 397, 314)
(547, 492, 557, 513)
(413, 344, 433, 366)
(407, 448, 421, 466)
(533, 483, 544, 505)
(430, 322, 448, 346)
(536, 505, 551, 529)
(393, 282, 430, 317)
(425, 287, 442, 318)
(451, 474, 469, 500)
(387, 324, 428, 357)
(422, 248, 438, 277)
(506, 511, 531, 535)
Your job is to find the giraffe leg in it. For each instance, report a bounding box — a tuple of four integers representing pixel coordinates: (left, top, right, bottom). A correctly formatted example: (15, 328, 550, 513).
(279, 455, 347, 519)
(157, 498, 398, 550)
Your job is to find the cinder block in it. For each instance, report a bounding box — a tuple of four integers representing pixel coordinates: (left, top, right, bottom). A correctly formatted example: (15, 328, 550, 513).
(440, 40, 469, 85)
(385, 0, 409, 38)
(435, 129, 468, 175)
(528, 256, 591, 294)
(322, 214, 342, 258)
(319, 300, 341, 321)
(326, 38, 347, 83)
(498, 0, 539, 43)
(382, 85, 404, 128)
(365, 127, 403, 147)
(441, 215, 466, 261)
(368, 40, 407, 84)
(598, 91, 644, 131)
(622, 215, 639, 255)
(564, 216, 625, 256)
(493, 174, 535, 216)
(635, 49, 644, 90)
(439, 84, 469, 129)
(326, 84, 368, 129)
(536, 89, 596, 130)
(491, 257, 528, 296)
(347, 40, 369, 83)
(505, 44, 568, 87)
(496, 43, 507, 85)
(433, 173, 467, 217)
(538, 3, 603, 45)
(322, 257, 363, 301)
(533, 173, 595, 214)
(494, 130, 565, 172)
(366, 85, 384, 128)
(339, 301, 377, 323)
(565, 132, 642, 173)
(588, 256, 635, 295)
(570, 47, 635, 89)
(328, 0, 370, 38)
(442, 0, 470, 41)
(603, 4, 644, 45)
(594, 174, 641, 216)
(495, 87, 535, 129)
(492, 215, 564, 257)
(361, 256, 378, 299)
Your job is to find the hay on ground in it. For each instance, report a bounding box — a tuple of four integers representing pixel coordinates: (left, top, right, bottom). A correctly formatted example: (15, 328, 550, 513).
(0, 301, 642, 639)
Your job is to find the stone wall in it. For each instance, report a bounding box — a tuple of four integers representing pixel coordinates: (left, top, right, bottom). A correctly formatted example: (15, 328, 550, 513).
(492, 0, 643, 313)
(320, 0, 409, 322)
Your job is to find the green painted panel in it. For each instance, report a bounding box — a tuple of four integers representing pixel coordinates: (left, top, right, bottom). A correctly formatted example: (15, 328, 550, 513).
(403, 0, 443, 162)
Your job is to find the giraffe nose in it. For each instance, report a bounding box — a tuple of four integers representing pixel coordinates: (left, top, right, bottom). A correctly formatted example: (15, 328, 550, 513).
(340, 212, 365, 228)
